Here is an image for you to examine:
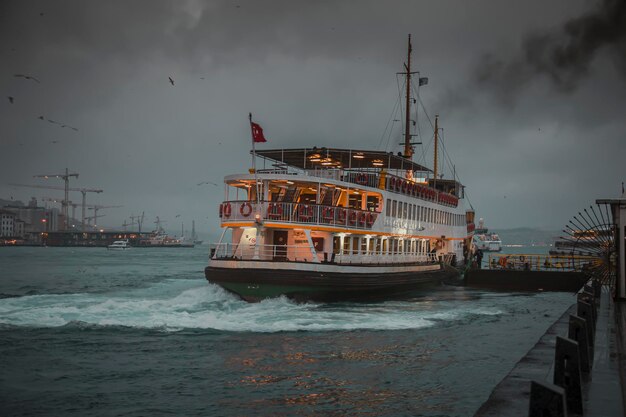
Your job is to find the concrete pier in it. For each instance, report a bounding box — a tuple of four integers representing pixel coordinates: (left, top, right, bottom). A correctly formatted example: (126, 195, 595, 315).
(474, 288, 623, 417)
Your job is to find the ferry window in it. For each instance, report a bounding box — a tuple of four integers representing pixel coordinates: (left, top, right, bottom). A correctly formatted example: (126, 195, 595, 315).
(398, 240, 404, 254)
(360, 238, 367, 253)
(393, 239, 398, 254)
(403, 202, 408, 219)
(367, 196, 378, 212)
(369, 238, 375, 254)
(392, 200, 397, 218)
(352, 237, 359, 254)
(386, 199, 391, 216)
(349, 194, 362, 210)
(343, 237, 351, 254)
(333, 236, 340, 254)
(382, 238, 387, 254)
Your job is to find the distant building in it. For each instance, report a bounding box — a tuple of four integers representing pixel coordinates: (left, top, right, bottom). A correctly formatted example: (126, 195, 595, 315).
(0, 209, 16, 237)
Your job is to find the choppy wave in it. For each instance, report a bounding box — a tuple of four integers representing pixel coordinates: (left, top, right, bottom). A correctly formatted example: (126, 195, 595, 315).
(0, 279, 504, 332)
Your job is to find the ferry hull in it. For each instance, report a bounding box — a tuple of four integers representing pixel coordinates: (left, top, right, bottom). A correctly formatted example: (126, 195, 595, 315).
(205, 263, 458, 302)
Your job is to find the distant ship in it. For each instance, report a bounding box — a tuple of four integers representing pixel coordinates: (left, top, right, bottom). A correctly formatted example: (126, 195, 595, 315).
(473, 218, 502, 252)
(137, 217, 194, 247)
(205, 35, 473, 302)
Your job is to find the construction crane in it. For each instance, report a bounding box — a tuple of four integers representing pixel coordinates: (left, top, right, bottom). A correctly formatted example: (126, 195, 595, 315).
(8, 183, 103, 231)
(87, 205, 122, 228)
(33, 168, 79, 230)
(85, 213, 106, 228)
(121, 219, 137, 231)
(130, 212, 145, 234)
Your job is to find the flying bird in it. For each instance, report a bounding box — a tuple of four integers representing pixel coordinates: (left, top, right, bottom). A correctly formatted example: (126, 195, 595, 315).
(8, 96, 14, 104)
(14, 74, 40, 83)
(197, 181, 218, 186)
(50, 140, 58, 144)
(175, 214, 181, 218)
(38, 115, 44, 120)
(168, 76, 174, 86)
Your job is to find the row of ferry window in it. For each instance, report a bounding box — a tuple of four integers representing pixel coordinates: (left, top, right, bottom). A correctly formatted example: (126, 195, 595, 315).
(333, 236, 431, 255)
(385, 199, 464, 226)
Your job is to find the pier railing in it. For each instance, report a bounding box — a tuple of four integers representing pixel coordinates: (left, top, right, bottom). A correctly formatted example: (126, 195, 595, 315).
(219, 200, 379, 230)
(486, 253, 598, 272)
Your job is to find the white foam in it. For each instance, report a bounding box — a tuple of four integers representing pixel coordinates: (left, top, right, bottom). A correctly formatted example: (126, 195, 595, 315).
(0, 280, 504, 332)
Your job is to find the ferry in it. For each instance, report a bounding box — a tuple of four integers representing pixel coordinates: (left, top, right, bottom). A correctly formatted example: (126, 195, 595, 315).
(205, 36, 475, 302)
(472, 218, 502, 252)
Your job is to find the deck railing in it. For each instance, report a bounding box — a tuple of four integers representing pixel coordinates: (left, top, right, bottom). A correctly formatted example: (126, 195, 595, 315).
(211, 242, 441, 265)
(219, 200, 379, 230)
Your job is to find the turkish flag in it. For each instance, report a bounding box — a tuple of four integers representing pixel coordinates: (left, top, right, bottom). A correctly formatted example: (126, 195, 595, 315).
(251, 122, 267, 143)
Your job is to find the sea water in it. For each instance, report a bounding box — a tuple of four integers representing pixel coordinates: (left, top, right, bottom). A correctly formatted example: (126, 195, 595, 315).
(0, 246, 573, 416)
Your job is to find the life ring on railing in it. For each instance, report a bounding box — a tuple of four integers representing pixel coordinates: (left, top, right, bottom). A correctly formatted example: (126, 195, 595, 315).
(337, 208, 346, 222)
(356, 173, 368, 185)
(240, 202, 252, 217)
(366, 212, 375, 226)
(322, 206, 334, 221)
(348, 211, 357, 225)
(298, 204, 313, 221)
(267, 203, 282, 218)
(223, 202, 232, 218)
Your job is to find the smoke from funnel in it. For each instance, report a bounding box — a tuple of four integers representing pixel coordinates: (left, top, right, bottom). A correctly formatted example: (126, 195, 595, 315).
(476, 0, 626, 100)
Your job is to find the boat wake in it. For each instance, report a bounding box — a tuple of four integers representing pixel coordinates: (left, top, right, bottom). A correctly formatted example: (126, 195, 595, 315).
(0, 279, 504, 332)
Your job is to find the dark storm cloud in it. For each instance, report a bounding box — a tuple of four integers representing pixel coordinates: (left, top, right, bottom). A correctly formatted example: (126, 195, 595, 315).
(475, 0, 626, 99)
(0, 0, 624, 232)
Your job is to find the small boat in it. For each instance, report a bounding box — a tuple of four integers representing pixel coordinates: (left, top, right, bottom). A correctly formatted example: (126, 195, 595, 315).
(107, 239, 131, 250)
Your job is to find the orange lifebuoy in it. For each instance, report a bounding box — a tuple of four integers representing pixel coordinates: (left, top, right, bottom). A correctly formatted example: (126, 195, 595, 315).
(267, 203, 283, 218)
(356, 173, 368, 185)
(223, 202, 232, 218)
(298, 204, 313, 221)
(240, 202, 252, 217)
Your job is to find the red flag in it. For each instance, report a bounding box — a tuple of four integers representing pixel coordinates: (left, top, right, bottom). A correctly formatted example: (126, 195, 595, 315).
(251, 122, 267, 143)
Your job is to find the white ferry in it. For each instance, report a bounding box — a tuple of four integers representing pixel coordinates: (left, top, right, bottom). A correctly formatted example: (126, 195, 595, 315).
(107, 239, 131, 250)
(205, 36, 475, 302)
(472, 218, 502, 252)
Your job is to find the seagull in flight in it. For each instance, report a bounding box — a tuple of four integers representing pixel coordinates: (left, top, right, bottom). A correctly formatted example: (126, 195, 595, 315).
(175, 214, 181, 218)
(14, 74, 40, 83)
(8, 96, 14, 104)
(197, 181, 218, 186)
(168, 76, 175, 86)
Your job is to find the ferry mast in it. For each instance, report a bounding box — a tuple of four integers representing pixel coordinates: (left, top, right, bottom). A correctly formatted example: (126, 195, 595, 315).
(403, 34, 413, 159)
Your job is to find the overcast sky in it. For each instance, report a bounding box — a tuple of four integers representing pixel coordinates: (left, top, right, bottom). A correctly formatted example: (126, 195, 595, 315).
(1, 0, 625, 237)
